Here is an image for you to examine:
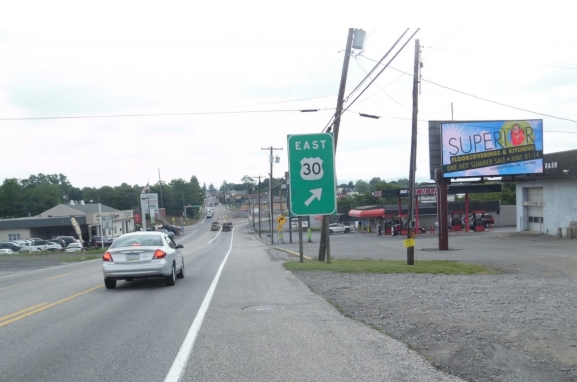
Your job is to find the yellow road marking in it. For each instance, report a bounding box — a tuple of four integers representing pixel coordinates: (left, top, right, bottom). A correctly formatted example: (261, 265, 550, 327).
(0, 273, 73, 292)
(0, 303, 48, 322)
(0, 284, 103, 328)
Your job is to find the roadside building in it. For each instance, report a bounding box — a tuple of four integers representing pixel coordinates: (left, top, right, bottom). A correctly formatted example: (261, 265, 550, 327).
(0, 201, 134, 242)
(503, 149, 577, 237)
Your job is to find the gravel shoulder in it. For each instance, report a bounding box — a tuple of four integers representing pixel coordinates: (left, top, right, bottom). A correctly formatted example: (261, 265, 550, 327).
(284, 231, 577, 382)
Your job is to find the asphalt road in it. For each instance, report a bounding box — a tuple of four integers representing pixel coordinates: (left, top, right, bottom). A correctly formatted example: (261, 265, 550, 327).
(0, 207, 463, 382)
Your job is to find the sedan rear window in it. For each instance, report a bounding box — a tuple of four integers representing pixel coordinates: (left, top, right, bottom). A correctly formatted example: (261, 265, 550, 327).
(112, 235, 163, 248)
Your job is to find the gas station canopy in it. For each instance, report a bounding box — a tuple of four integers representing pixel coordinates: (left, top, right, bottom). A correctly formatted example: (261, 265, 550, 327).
(348, 208, 386, 218)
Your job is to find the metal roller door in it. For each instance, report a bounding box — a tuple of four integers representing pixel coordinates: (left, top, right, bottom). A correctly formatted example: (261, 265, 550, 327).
(527, 188, 544, 232)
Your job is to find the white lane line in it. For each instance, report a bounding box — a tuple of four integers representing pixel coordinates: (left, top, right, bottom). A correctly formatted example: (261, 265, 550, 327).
(175, 229, 198, 242)
(207, 229, 222, 244)
(163, 228, 234, 382)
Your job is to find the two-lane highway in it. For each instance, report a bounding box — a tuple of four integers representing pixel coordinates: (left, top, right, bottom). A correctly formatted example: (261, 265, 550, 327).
(0, 207, 462, 381)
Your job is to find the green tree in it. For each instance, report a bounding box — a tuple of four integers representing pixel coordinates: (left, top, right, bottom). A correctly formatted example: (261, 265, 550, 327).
(0, 179, 24, 217)
(22, 183, 61, 216)
(355, 179, 369, 193)
(242, 176, 255, 194)
(501, 183, 516, 205)
(368, 177, 382, 191)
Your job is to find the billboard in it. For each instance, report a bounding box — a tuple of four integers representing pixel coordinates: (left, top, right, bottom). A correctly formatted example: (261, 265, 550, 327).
(441, 120, 543, 178)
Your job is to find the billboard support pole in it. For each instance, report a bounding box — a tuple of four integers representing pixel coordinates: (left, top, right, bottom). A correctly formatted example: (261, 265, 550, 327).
(435, 169, 449, 250)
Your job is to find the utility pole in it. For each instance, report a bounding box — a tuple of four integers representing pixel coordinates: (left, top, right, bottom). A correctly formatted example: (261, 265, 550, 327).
(318, 28, 354, 262)
(262, 146, 283, 244)
(406, 38, 421, 266)
(158, 169, 163, 209)
(258, 176, 261, 237)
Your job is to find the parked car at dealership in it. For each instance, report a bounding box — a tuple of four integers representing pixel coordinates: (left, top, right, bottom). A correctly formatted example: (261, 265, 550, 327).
(91, 236, 115, 248)
(45, 242, 63, 251)
(0, 242, 21, 252)
(53, 236, 77, 247)
(65, 243, 84, 253)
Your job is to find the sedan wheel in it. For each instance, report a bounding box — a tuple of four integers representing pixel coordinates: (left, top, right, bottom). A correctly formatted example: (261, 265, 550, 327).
(104, 278, 116, 289)
(165, 263, 176, 286)
(329, 230, 333, 234)
(177, 261, 185, 279)
(345, 228, 350, 233)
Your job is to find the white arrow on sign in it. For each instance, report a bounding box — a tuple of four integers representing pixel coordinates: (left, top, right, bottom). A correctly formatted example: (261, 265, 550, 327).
(304, 188, 322, 206)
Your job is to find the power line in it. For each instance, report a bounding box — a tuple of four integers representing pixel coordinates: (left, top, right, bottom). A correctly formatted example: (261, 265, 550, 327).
(423, 79, 577, 124)
(323, 29, 421, 132)
(322, 29, 413, 132)
(422, 46, 577, 70)
(360, 55, 577, 124)
(353, 57, 409, 110)
(0, 108, 334, 121)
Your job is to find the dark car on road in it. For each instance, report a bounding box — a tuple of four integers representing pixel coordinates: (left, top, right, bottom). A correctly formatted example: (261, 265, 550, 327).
(91, 236, 114, 248)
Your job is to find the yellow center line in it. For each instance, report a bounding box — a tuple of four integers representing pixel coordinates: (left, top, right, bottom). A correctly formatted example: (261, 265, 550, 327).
(0, 303, 49, 323)
(0, 284, 103, 328)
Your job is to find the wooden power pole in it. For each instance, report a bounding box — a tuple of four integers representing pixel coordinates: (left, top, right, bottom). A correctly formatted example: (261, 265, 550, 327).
(318, 28, 354, 262)
(406, 38, 421, 266)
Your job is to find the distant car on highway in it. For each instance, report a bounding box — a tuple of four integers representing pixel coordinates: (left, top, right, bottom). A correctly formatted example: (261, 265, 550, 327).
(210, 222, 220, 231)
(101, 232, 184, 289)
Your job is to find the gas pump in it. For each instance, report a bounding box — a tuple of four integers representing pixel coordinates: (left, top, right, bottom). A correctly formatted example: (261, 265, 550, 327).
(450, 210, 464, 232)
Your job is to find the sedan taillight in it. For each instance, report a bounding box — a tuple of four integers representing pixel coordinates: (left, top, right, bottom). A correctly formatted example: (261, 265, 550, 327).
(103, 252, 112, 261)
(153, 249, 167, 259)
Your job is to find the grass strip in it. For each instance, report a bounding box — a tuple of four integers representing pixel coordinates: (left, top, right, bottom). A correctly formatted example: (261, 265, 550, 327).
(283, 258, 497, 275)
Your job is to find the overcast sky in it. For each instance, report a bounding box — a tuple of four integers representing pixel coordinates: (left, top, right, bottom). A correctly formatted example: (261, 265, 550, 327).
(1, 5, 576, 191)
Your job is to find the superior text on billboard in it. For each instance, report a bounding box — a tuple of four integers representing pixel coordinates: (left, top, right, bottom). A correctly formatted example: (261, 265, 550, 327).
(441, 120, 543, 178)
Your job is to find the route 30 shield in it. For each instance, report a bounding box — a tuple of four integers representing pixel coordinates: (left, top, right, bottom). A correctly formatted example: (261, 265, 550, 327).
(300, 157, 324, 180)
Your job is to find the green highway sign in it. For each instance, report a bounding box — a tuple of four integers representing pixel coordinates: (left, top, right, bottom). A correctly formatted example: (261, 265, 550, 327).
(287, 133, 336, 216)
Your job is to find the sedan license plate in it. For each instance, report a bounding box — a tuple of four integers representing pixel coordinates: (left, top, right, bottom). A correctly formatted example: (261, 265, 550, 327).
(126, 253, 139, 261)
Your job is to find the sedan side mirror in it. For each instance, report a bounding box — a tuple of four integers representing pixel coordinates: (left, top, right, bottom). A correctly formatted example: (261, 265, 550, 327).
(176, 244, 184, 249)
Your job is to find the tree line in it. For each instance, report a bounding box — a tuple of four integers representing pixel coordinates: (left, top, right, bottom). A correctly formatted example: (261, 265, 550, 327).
(0, 173, 205, 219)
(0, 173, 515, 219)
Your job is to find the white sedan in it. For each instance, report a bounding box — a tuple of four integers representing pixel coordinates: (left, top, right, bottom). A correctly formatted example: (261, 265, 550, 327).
(101, 232, 184, 289)
(65, 243, 84, 252)
(46, 242, 63, 251)
(328, 223, 354, 234)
